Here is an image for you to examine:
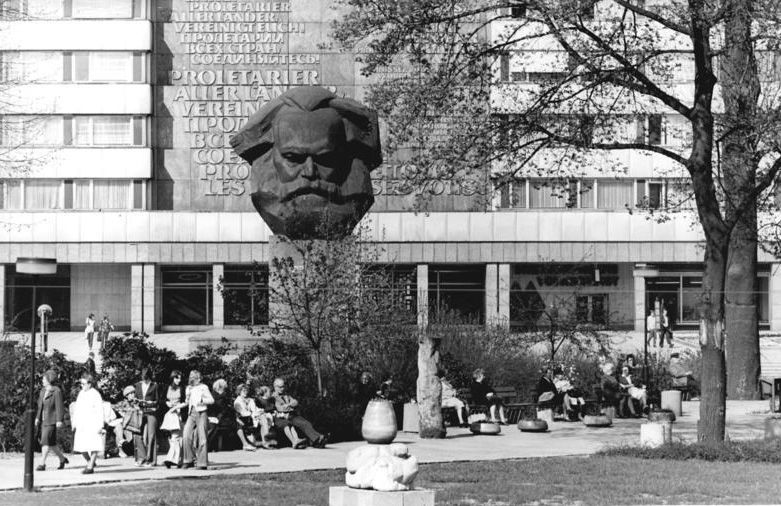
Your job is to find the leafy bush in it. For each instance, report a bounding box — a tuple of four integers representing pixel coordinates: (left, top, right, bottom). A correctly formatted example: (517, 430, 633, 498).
(599, 440, 781, 463)
(99, 332, 179, 402)
(0, 340, 82, 452)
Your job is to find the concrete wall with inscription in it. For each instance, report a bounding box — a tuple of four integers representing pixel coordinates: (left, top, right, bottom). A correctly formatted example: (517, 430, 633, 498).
(153, 0, 483, 212)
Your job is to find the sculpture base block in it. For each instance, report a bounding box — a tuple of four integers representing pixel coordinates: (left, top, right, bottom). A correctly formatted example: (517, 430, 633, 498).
(329, 486, 435, 506)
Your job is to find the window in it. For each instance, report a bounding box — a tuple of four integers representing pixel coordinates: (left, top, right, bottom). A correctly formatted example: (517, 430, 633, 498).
(222, 265, 269, 326)
(637, 180, 665, 208)
(0, 116, 63, 146)
(162, 266, 213, 326)
(429, 265, 485, 323)
(576, 294, 607, 324)
(67, 0, 142, 19)
(648, 114, 663, 145)
(0, 179, 145, 210)
(24, 180, 60, 209)
(597, 180, 633, 209)
(500, 54, 510, 82)
(529, 180, 577, 208)
(93, 180, 130, 209)
(498, 179, 526, 208)
(510, 2, 527, 18)
(5, 264, 71, 332)
(65, 116, 145, 146)
(2, 52, 63, 82)
(63, 52, 144, 82)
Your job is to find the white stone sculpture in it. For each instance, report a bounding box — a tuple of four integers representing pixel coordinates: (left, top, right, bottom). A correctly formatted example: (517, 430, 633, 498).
(344, 443, 419, 492)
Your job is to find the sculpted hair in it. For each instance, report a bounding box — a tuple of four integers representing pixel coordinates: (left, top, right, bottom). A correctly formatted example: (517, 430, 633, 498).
(230, 87, 381, 169)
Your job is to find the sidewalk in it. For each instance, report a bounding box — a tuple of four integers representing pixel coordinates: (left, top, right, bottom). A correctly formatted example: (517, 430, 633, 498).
(0, 400, 769, 492)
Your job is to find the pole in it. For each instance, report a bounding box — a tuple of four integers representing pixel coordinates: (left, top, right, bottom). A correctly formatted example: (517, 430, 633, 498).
(643, 293, 648, 391)
(23, 284, 36, 492)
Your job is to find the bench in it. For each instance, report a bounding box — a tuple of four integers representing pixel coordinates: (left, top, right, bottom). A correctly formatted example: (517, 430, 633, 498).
(442, 386, 536, 425)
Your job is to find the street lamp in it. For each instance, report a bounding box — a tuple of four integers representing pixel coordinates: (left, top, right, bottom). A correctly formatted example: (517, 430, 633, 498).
(17, 257, 57, 492)
(38, 304, 52, 353)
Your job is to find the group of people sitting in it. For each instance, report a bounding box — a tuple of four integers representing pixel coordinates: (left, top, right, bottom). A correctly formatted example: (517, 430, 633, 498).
(599, 355, 649, 417)
(35, 368, 328, 475)
(535, 366, 588, 421)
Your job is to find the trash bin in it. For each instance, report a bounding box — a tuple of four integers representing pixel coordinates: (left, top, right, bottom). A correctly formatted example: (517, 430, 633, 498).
(661, 390, 682, 417)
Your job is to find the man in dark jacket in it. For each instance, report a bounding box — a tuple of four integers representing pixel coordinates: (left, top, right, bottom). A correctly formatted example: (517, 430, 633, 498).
(134, 367, 159, 466)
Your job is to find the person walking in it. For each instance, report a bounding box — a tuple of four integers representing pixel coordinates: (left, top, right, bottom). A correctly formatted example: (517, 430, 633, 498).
(97, 315, 114, 351)
(84, 313, 96, 352)
(646, 309, 657, 348)
(72, 372, 104, 474)
(661, 308, 673, 348)
(134, 367, 160, 467)
(161, 370, 186, 469)
(182, 370, 213, 470)
(35, 370, 69, 471)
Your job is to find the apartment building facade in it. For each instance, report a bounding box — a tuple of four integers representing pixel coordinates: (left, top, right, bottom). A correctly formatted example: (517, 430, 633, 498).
(0, 0, 777, 337)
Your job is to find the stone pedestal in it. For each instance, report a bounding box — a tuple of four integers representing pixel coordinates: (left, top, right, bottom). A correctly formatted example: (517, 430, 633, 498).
(329, 487, 435, 506)
(661, 390, 682, 417)
(641, 421, 672, 448)
(402, 403, 419, 432)
(764, 417, 781, 440)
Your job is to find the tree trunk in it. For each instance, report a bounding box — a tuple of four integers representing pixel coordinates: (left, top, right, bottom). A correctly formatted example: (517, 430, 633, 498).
(698, 248, 728, 442)
(417, 331, 445, 438)
(725, 219, 760, 399)
(721, 0, 762, 400)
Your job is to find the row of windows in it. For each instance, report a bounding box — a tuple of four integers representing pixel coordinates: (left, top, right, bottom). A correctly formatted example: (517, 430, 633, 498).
(495, 178, 692, 210)
(0, 179, 145, 210)
(2, 51, 146, 83)
(2, 0, 145, 19)
(0, 115, 147, 147)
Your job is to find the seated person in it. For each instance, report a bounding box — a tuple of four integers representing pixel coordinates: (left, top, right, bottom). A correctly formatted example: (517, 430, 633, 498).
(233, 384, 265, 450)
(113, 385, 146, 463)
(208, 379, 240, 451)
(535, 367, 561, 413)
(668, 353, 696, 397)
(254, 386, 279, 448)
(470, 368, 507, 424)
(440, 376, 469, 427)
(553, 371, 585, 421)
(272, 378, 328, 449)
(356, 371, 379, 409)
(618, 365, 647, 416)
(599, 363, 621, 412)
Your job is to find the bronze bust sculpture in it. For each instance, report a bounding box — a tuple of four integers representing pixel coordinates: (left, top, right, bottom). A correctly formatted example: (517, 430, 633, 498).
(230, 87, 382, 239)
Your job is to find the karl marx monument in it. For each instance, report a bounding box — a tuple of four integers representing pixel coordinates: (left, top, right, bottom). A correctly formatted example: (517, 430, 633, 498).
(230, 86, 382, 239)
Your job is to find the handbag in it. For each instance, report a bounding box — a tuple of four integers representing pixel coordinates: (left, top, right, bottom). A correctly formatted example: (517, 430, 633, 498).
(123, 407, 144, 434)
(160, 410, 181, 431)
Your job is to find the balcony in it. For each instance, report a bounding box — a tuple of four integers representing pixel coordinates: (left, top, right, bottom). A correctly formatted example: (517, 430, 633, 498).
(3, 84, 151, 114)
(1, 147, 152, 179)
(0, 20, 151, 51)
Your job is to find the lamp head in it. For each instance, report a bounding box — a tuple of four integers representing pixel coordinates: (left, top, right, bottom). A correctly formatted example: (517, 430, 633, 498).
(16, 257, 57, 275)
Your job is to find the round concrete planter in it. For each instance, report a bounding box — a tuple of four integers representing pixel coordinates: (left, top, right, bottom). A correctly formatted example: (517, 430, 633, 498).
(470, 422, 501, 435)
(518, 419, 548, 432)
(648, 409, 676, 423)
(582, 414, 612, 428)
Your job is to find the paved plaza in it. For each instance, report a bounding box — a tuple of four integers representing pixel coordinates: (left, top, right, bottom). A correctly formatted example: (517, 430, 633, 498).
(0, 400, 769, 492)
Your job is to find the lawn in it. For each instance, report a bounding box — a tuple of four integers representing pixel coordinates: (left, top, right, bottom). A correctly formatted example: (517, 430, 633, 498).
(1, 456, 776, 505)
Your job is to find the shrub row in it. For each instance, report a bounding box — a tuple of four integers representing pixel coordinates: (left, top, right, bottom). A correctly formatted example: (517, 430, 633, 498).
(599, 440, 781, 463)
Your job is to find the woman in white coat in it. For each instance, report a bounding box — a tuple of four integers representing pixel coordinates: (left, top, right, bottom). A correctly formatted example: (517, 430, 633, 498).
(72, 372, 105, 474)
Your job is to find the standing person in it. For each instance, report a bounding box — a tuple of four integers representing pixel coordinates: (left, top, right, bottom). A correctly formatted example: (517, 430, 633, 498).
(182, 370, 213, 470)
(72, 372, 104, 474)
(134, 368, 159, 467)
(114, 386, 146, 465)
(470, 368, 507, 424)
(97, 315, 114, 351)
(84, 314, 96, 352)
(661, 308, 673, 348)
(646, 309, 657, 348)
(272, 378, 327, 448)
(161, 370, 186, 469)
(34, 370, 68, 470)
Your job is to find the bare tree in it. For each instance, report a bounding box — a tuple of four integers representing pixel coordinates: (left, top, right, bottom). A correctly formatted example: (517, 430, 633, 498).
(332, 0, 781, 440)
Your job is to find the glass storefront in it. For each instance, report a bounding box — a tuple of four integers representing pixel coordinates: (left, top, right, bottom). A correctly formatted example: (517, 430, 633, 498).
(5, 264, 71, 331)
(429, 265, 485, 323)
(221, 264, 268, 327)
(161, 266, 212, 326)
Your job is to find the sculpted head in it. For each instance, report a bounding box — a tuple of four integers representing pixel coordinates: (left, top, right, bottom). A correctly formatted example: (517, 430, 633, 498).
(230, 87, 382, 239)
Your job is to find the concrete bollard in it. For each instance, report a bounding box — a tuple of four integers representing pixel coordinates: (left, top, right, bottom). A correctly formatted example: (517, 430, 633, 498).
(640, 421, 672, 448)
(661, 390, 682, 417)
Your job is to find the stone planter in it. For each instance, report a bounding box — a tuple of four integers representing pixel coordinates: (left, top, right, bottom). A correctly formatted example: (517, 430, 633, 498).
(362, 399, 397, 444)
(764, 417, 781, 441)
(582, 414, 612, 427)
(641, 421, 672, 448)
(518, 419, 548, 432)
(469, 422, 501, 435)
(648, 409, 676, 423)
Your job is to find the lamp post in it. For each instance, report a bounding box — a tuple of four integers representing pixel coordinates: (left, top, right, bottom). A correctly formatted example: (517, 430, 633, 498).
(38, 304, 52, 353)
(17, 257, 57, 492)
